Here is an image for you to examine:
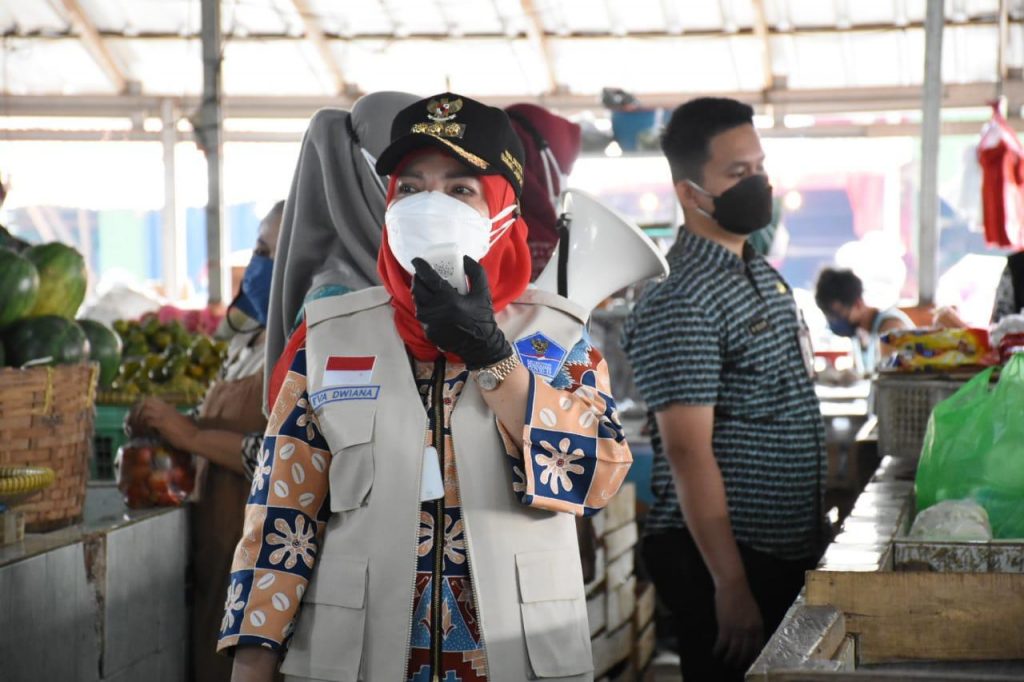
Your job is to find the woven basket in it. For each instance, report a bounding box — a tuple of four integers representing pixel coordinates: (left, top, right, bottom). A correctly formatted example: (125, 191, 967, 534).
(0, 362, 98, 531)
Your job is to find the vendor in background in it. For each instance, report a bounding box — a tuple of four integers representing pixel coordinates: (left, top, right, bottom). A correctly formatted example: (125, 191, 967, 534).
(814, 267, 912, 374)
(992, 251, 1024, 323)
(128, 200, 284, 682)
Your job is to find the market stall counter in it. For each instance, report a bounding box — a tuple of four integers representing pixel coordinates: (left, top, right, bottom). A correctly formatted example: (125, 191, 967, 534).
(0, 483, 187, 682)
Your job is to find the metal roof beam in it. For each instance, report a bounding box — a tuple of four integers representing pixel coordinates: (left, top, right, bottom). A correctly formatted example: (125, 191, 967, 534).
(6, 15, 1018, 41)
(751, 0, 775, 91)
(289, 0, 350, 95)
(4, 82, 1022, 118)
(4, 119, 1018, 142)
(53, 0, 129, 93)
(520, 0, 560, 94)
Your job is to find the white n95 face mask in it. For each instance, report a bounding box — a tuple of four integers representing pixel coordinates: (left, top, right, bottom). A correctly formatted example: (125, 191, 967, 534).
(384, 191, 516, 275)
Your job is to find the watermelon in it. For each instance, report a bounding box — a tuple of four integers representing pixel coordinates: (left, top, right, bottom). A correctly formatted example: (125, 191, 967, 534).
(24, 243, 87, 319)
(0, 248, 40, 327)
(77, 319, 123, 387)
(3, 315, 90, 368)
(0, 224, 31, 253)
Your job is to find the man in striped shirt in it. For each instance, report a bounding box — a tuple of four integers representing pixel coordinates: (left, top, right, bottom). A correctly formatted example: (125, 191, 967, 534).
(622, 98, 827, 682)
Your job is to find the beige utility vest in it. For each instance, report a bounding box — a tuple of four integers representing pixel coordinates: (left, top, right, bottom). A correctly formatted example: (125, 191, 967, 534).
(280, 286, 595, 682)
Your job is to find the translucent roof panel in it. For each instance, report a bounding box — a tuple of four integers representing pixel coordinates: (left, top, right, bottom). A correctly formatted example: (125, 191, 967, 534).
(111, 39, 203, 96)
(1, 39, 114, 95)
(336, 38, 550, 97)
(0, 0, 1015, 99)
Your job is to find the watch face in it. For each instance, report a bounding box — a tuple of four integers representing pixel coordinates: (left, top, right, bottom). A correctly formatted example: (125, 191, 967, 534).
(477, 370, 499, 391)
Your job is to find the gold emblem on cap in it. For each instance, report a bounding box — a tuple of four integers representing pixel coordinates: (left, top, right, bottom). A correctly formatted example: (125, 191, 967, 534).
(426, 97, 463, 122)
(500, 149, 524, 186)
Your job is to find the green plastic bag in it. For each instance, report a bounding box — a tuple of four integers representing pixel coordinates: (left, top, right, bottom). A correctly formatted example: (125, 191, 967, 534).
(915, 354, 1024, 538)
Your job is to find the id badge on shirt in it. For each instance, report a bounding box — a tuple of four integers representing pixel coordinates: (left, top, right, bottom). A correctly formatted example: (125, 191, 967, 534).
(796, 310, 816, 380)
(420, 446, 445, 501)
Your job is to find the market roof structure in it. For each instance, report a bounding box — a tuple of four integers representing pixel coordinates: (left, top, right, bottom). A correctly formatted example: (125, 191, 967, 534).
(1, 0, 1020, 123)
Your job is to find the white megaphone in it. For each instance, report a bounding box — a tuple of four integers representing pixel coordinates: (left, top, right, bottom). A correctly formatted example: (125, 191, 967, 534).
(534, 188, 669, 315)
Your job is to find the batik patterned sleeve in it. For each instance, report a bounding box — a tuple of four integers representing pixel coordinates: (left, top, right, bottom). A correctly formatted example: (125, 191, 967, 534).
(500, 333, 632, 517)
(217, 343, 333, 653)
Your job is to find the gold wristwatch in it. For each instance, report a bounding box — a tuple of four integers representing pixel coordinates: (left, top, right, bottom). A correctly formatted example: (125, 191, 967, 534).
(475, 353, 520, 391)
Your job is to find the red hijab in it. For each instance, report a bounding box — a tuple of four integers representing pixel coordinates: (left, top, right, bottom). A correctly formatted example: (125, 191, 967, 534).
(376, 155, 532, 363)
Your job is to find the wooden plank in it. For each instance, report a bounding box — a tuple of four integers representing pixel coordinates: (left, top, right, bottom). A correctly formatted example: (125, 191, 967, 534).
(585, 546, 606, 597)
(634, 581, 655, 631)
(607, 575, 637, 632)
(604, 521, 638, 562)
(834, 635, 856, 671)
(593, 621, 634, 678)
(805, 571, 1024, 664)
(606, 546, 634, 590)
(588, 590, 606, 638)
(603, 482, 636, 534)
(633, 620, 656, 672)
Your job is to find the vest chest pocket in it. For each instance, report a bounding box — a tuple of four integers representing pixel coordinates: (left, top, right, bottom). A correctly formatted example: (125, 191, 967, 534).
(280, 556, 368, 681)
(315, 401, 376, 513)
(516, 549, 594, 678)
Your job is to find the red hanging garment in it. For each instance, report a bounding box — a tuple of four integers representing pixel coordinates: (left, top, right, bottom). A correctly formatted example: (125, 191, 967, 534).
(979, 104, 1024, 248)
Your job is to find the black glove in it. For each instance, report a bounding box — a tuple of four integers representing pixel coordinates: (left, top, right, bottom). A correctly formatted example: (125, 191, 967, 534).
(412, 256, 513, 370)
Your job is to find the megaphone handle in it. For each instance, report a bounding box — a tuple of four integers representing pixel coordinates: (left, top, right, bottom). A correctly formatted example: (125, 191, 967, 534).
(556, 213, 571, 299)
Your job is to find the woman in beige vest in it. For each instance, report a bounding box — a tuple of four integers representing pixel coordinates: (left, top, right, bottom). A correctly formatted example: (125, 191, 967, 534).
(221, 93, 632, 682)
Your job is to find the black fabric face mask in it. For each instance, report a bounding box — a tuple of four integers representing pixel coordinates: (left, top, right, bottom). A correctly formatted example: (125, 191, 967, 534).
(689, 174, 774, 236)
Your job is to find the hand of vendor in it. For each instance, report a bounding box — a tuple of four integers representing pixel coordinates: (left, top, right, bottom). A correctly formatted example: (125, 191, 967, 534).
(412, 255, 512, 370)
(132, 396, 198, 453)
(713, 579, 765, 671)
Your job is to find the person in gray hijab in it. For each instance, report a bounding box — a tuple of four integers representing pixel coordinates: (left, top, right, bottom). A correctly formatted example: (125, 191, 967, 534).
(265, 91, 419, 406)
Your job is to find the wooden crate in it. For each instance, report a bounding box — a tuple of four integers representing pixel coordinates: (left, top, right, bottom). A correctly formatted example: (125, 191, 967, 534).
(604, 520, 638, 563)
(748, 571, 1024, 680)
(588, 590, 607, 637)
(603, 482, 636, 534)
(585, 546, 607, 597)
(593, 621, 634, 678)
(607, 575, 637, 632)
(633, 620, 656, 673)
(606, 546, 634, 590)
(634, 581, 655, 632)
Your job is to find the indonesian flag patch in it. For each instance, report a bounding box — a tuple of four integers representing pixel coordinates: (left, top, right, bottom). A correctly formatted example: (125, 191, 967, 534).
(323, 356, 376, 386)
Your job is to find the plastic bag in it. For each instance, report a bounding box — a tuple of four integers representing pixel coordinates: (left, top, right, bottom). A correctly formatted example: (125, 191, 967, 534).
(115, 437, 196, 508)
(908, 499, 992, 541)
(915, 354, 1024, 538)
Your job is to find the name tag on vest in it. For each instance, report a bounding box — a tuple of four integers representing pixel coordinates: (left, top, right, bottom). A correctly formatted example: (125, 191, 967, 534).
(311, 385, 381, 409)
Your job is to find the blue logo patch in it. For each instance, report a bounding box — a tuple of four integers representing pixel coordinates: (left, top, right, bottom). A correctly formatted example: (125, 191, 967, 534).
(514, 332, 567, 380)
(310, 385, 380, 409)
